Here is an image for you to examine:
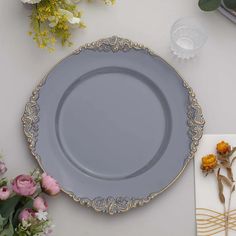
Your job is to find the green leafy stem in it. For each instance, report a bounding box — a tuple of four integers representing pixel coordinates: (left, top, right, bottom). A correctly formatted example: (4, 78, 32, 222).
(199, 0, 236, 11)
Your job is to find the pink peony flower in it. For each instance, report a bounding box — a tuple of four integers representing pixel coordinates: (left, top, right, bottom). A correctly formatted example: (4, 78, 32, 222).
(19, 208, 35, 221)
(33, 196, 48, 211)
(41, 173, 60, 196)
(0, 161, 7, 175)
(12, 175, 37, 196)
(0, 186, 11, 200)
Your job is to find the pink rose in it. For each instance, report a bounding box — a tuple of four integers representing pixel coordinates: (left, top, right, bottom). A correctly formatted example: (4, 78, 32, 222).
(0, 161, 7, 175)
(0, 186, 11, 200)
(41, 173, 60, 196)
(12, 175, 37, 196)
(19, 208, 35, 221)
(33, 196, 48, 211)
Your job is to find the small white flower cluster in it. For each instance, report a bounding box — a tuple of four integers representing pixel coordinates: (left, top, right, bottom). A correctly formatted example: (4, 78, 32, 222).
(19, 212, 54, 236)
(104, 0, 113, 6)
(35, 210, 48, 221)
(21, 0, 81, 27)
(21, 0, 42, 4)
(21, 0, 115, 49)
(21, 0, 114, 5)
(49, 9, 80, 28)
(21, 0, 81, 4)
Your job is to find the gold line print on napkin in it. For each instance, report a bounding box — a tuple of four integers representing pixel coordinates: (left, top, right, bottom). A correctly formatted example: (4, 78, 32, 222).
(196, 208, 236, 236)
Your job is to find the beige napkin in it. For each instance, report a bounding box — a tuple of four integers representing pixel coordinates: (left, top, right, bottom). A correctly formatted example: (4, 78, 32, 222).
(195, 134, 236, 236)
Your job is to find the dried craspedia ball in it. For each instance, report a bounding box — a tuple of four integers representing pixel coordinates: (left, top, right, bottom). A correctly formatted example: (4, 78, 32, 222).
(201, 154, 218, 173)
(216, 141, 231, 155)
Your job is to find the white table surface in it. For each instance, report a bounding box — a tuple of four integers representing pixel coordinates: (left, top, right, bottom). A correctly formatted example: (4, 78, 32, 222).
(0, 0, 236, 235)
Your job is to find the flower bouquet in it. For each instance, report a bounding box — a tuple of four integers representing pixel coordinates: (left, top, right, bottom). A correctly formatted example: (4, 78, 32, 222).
(0, 159, 60, 236)
(21, 0, 115, 51)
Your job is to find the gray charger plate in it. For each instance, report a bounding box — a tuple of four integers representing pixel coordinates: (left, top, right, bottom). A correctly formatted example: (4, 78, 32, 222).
(22, 36, 205, 215)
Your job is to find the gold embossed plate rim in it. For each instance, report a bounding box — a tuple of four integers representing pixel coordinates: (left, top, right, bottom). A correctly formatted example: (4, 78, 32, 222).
(22, 36, 205, 215)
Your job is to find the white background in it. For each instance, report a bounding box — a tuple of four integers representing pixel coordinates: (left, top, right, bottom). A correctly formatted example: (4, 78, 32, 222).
(0, 0, 236, 235)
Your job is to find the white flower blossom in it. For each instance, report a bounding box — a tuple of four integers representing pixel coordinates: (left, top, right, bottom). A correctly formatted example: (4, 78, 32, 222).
(48, 9, 81, 28)
(21, 0, 42, 4)
(59, 9, 81, 25)
(36, 211, 48, 221)
(66, 0, 80, 3)
(104, 0, 112, 6)
(48, 16, 59, 28)
(22, 220, 31, 228)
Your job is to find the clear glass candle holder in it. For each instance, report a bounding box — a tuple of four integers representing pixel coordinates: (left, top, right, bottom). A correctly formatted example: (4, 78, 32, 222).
(170, 17, 207, 59)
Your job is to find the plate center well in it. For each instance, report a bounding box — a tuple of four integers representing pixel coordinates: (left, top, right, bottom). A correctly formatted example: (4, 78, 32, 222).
(56, 67, 171, 180)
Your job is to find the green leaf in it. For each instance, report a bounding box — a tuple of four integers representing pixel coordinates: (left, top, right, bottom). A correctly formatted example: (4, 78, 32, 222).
(12, 198, 33, 229)
(0, 214, 6, 232)
(0, 213, 14, 236)
(0, 179, 8, 188)
(0, 196, 22, 219)
(223, 0, 236, 9)
(0, 223, 14, 236)
(198, 0, 221, 11)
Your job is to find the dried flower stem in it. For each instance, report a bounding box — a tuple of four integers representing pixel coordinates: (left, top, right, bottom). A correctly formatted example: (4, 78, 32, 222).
(226, 184, 235, 236)
(215, 169, 228, 236)
(224, 202, 228, 236)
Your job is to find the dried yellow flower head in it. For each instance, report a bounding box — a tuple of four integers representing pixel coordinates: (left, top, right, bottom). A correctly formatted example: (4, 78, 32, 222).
(201, 154, 218, 173)
(216, 141, 231, 155)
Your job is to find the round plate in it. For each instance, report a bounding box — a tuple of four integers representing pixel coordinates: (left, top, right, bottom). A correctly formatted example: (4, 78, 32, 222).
(22, 36, 204, 214)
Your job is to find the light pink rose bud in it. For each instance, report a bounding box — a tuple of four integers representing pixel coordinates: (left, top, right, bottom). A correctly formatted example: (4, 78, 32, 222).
(12, 175, 37, 196)
(0, 161, 7, 175)
(19, 208, 35, 221)
(41, 173, 60, 196)
(33, 196, 48, 211)
(0, 186, 11, 200)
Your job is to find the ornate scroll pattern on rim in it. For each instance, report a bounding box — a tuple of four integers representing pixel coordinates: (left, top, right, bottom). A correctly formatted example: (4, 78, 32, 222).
(64, 190, 159, 215)
(75, 36, 147, 54)
(183, 81, 205, 161)
(22, 36, 205, 215)
(22, 78, 47, 167)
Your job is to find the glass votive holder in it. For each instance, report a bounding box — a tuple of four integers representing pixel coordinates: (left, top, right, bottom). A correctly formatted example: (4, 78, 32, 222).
(170, 17, 207, 59)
